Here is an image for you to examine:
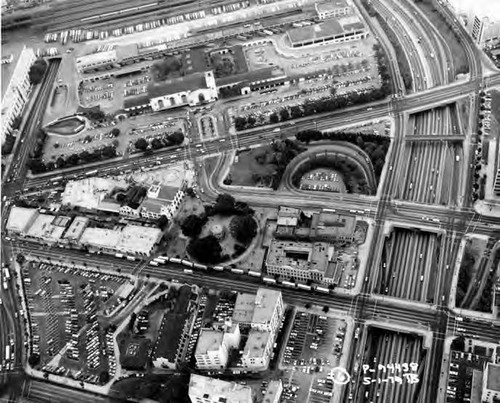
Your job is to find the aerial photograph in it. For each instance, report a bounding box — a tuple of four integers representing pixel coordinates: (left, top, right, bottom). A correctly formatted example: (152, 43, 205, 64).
(1, 0, 499, 401)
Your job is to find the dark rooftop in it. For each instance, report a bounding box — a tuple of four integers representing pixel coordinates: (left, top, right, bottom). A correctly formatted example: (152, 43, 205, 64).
(148, 72, 208, 98)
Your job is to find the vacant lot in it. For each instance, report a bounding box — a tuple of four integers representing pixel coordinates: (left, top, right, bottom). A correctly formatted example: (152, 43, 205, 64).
(226, 147, 277, 187)
(415, 0, 469, 75)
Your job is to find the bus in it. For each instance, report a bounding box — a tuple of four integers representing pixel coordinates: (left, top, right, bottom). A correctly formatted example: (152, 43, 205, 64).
(263, 276, 276, 284)
(149, 261, 159, 266)
(115, 253, 124, 258)
(86, 170, 98, 176)
(231, 268, 244, 274)
(2, 281, 7, 290)
(297, 284, 311, 291)
(193, 263, 207, 270)
(248, 271, 261, 277)
(282, 280, 296, 288)
(213, 266, 224, 271)
(170, 257, 182, 264)
(316, 286, 330, 294)
(183, 269, 193, 275)
(3, 268, 10, 281)
(5, 346, 10, 361)
(50, 176, 63, 182)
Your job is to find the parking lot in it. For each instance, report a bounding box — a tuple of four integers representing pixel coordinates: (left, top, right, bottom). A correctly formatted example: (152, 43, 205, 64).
(280, 310, 347, 403)
(198, 115, 218, 141)
(299, 168, 346, 193)
(22, 261, 126, 383)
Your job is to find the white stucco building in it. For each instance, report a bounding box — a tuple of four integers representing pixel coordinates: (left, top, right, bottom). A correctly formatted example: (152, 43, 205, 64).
(148, 71, 218, 111)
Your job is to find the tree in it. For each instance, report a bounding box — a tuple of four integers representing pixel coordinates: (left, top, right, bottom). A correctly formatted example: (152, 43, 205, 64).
(290, 106, 303, 119)
(99, 370, 110, 384)
(213, 193, 235, 215)
(135, 138, 148, 151)
(28, 353, 40, 367)
(229, 214, 257, 244)
(279, 108, 290, 121)
(151, 138, 163, 150)
(29, 59, 48, 84)
(187, 235, 223, 264)
(157, 215, 169, 230)
(111, 128, 120, 137)
(168, 131, 184, 145)
(270, 112, 280, 124)
(180, 214, 205, 238)
(322, 306, 330, 313)
(247, 116, 256, 127)
(305, 303, 311, 309)
(16, 254, 26, 265)
(185, 187, 196, 198)
(235, 117, 247, 131)
(56, 157, 66, 168)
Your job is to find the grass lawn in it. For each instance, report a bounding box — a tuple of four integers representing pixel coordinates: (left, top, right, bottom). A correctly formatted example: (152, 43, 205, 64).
(227, 146, 277, 187)
(488, 90, 500, 137)
(456, 98, 470, 133)
(415, 0, 469, 75)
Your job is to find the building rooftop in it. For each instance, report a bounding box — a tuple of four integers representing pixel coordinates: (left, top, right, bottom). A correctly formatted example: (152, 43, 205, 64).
(141, 199, 165, 214)
(263, 380, 283, 403)
(215, 66, 285, 87)
(449, 0, 500, 20)
(189, 374, 253, 403)
(123, 94, 150, 109)
(312, 211, 356, 238)
(287, 17, 364, 44)
(148, 71, 209, 98)
(232, 292, 255, 324)
(26, 214, 65, 242)
(6, 206, 38, 233)
(117, 225, 162, 255)
(316, 0, 349, 13)
(486, 363, 500, 391)
(243, 329, 271, 358)
(63, 216, 89, 241)
(277, 206, 300, 227)
(266, 240, 331, 273)
(252, 288, 281, 326)
(61, 177, 126, 210)
(80, 228, 121, 249)
(76, 50, 117, 68)
(195, 329, 224, 355)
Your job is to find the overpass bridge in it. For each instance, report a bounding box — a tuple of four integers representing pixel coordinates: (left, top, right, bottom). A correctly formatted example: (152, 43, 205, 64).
(405, 134, 465, 142)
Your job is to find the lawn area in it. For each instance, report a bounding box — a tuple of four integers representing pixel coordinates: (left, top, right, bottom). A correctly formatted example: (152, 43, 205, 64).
(456, 98, 470, 133)
(489, 90, 500, 137)
(226, 146, 277, 187)
(415, 0, 469, 75)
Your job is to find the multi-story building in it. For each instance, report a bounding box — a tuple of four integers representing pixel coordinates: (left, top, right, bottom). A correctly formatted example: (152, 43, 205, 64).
(315, 0, 350, 20)
(148, 71, 218, 111)
(195, 322, 240, 370)
(232, 288, 284, 370)
(188, 374, 253, 403)
(286, 16, 367, 48)
(145, 183, 185, 219)
(266, 240, 335, 283)
(1, 47, 36, 144)
(482, 363, 500, 402)
(445, 0, 500, 48)
(262, 380, 283, 403)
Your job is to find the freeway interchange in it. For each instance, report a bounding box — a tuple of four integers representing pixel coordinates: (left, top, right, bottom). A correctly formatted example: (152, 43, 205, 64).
(2, 0, 500, 402)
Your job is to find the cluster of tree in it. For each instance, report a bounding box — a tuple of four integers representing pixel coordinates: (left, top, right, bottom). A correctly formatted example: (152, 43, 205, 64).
(219, 85, 243, 99)
(456, 249, 474, 307)
(361, 0, 413, 90)
(31, 128, 47, 159)
(269, 139, 306, 190)
(229, 214, 257, 245)
(28, 145, 117, 174)
(28, 59, 48, 85)
(2, 133, 16, 155)
(134, 131, 184, 152)
(235, 87, 388, 131)
(150, 56, 183, 81)
(183, 194, 258, 264)
(474, 270, 495, 313)
(187, 234, 225, 264)
(77, 106, 107, 123)
(295, 130, 390, 180)
(211, 54, 236, 78)
(205, 193, 255, 217)
(291, 155, 370, 194)
(372, 44, 393, 95)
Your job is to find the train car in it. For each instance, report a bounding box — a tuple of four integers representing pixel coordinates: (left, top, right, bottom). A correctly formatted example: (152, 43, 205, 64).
(50, 176, 63, 182)
(181, 260, 194, 268)
(170, 257, 182, 264)
(154, 257, 166, 264)
(126, 256, 136, 261)
(231, 268, 244, 274)
(213, 266, 224, 271)
(149, 261, 159, 266)
(263, 276, 276, 284)
(86, 170, 98, 177)
(193, 263, 207, 270)
(183, 269, 193, 275)
(158, 255, 170, 262)
(316, 286, 330, 294)
(282, 280, 296, 288)
(297, 284, 311, 291)
(5, 346, 10, 361)
(115, 253, 124, 258)
(3, 281, 8, 290)
(248, 270, 261, 277)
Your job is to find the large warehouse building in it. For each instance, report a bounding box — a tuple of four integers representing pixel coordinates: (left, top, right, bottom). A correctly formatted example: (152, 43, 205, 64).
(286, 16, 368, 48)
